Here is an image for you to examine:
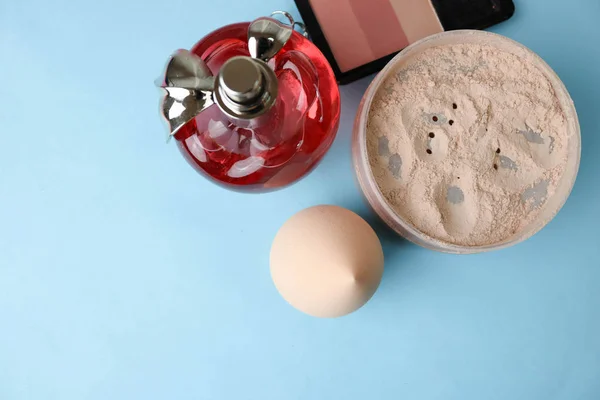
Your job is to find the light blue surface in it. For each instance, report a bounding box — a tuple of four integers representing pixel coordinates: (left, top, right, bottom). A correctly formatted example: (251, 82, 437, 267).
(1, 0, 599, 399)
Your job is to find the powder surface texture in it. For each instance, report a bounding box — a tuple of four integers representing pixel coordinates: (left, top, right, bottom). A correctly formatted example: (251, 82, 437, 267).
(367, 43, 570, 246)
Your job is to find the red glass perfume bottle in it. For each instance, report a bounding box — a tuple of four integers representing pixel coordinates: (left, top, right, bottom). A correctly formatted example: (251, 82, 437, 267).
(158, 13, 341, 192)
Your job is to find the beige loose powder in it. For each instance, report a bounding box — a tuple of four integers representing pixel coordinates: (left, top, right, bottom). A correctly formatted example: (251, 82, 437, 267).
(366, 42, 570, 246)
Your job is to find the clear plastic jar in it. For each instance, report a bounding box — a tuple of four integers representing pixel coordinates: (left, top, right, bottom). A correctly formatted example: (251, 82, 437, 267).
(352, 30, 581, 254)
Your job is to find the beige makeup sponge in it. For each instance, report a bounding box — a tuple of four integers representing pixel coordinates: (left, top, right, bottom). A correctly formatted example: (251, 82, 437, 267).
(270, 205, 384, 318)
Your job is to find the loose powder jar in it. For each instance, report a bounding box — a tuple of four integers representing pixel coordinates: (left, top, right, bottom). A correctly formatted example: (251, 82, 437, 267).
(353, 31, 581, 253)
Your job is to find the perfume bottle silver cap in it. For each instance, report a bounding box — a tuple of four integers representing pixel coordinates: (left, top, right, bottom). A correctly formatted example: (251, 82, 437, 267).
(157, 12, 296, 141)
(214, 56, 278, 120)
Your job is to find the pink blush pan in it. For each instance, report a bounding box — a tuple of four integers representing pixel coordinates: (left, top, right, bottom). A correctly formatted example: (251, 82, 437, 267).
(308, 0, 441, 72)
(308, 0, 375, 72)
(348, 0, 409, 65)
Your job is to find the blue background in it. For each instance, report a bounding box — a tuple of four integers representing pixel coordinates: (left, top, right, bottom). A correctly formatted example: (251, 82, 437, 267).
(1, 0, 599, 398)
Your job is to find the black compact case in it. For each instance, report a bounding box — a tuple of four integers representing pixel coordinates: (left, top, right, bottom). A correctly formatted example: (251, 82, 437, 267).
(431, 0, 515, 30)
(294, 0, 515, 84)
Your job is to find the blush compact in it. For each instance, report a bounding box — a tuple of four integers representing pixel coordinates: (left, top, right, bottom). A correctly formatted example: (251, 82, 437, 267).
(294, 0, 515, 83)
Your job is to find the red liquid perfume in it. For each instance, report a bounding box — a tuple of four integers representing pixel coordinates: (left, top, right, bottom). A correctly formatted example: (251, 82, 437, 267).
(158, 13, 341, 192)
